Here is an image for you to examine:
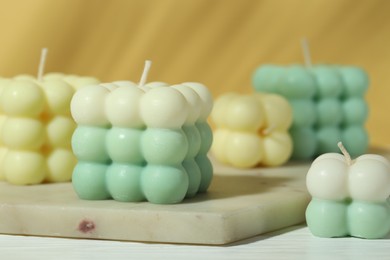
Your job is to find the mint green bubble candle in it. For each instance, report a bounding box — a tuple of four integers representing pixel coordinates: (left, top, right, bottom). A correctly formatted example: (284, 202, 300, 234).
(252, 65, 369, 160)
(70, 78, 213, 204)
(305, 142, 390, 239)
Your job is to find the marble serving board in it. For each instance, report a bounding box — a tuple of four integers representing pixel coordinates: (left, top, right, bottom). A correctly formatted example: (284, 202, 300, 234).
(0, 159, 312, 245)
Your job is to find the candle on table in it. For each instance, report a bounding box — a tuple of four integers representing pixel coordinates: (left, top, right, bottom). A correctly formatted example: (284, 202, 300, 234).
(211, 92, 293, 168)
(252, 41, 369, 160)
(0, 48, 99, 185)
(71, 61, 213, 204)
(306, 142, 390, 239)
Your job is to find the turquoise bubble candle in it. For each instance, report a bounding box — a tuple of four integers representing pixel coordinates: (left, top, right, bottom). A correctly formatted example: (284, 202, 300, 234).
(70, 79, 213, 204)
(252, 65, 369, 160)
(305, 142, 390, 239)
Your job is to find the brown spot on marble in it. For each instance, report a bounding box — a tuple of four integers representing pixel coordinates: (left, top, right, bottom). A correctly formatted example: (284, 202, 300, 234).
(78, 219, 95, 233)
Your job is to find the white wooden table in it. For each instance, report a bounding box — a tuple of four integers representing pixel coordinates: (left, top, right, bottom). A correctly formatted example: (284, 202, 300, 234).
(1, 224, 389, 260)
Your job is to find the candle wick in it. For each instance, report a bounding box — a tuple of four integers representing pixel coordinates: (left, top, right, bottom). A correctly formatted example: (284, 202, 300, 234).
(300, 38, 312, 68)
(138, 60, 152, 87)
(261, 124, 276, 136)
(337, 141, 353, 165)
(37, 48, 48, 82)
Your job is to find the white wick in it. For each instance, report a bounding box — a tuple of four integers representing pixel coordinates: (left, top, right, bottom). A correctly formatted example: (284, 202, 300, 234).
(37, 48, 48, 82)
(300, 38, 312, 68)
(138, 60, 152, 87)
(337, 141, 353, 165)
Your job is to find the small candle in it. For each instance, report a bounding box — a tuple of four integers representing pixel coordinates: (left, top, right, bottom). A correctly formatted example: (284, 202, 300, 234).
(0, 75, 99, 185)
(305, 142, 390, 239)
(71, 74, 213, 204)
(0, 48, 99, 185)
(252, 65, 369, 160)
(211, 92, 293, 168)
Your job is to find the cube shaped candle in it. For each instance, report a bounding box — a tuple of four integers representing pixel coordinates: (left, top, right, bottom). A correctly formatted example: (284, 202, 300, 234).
(70, 81, 213, 204)
(0, 74, 99, 185)
(252, 65, 369, 160)
(211, 92, 293, 168)
(306, 142, 390, 239)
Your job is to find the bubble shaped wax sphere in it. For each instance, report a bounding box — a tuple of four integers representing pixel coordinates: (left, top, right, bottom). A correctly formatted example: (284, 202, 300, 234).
(306, 198, 349, 238)
(1, 118, 45, 149)
(311, 66, 343, 98)
(46, 149, 77, 182)
(316, 127, 341, 154)
(223, 95, 265, 131)
(348, 201, 390, 239)
(171, 84, 202, 124)
(71, 85, 110, 126)
(342, 98, 368, 125)
(183, 82, 213, 122)
(306, 153, 349, 200)
(72, 126, 110, 163)
(278, 66, 317, 99)
(72, 162, 110, 200)
(261, 131, 293, 167)
(258, 93, 293, 130)
(339, 66, 369, 97)
(252, 65, 285, 93)
(106, 127, 144, 164)
(41, 79, 74, 116)
(141, 128, 188, 165)
(224, 132, 263, 168)
(3, 151, 46, 185)
(348, 154, 390, 202)
(140, 87, 188, 128)
(316, 98, 343, 127)
(46, 116, 76, 149)
(211, 93, 236, 127)
(105, 86, 145, 128)
(141, 165, 189, 204)
(290, 99, 317, 128)
(0, 80, 45, 117)
(106, 163, 145, 202)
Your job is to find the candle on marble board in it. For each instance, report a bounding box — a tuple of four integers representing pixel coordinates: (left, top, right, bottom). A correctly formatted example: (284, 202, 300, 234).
(252, 40, 369, 160)
(306, 142, 390, 239)
(71, 61, 214, 204)
(0, 48, 100, 185)
(211, 92, 293, 168)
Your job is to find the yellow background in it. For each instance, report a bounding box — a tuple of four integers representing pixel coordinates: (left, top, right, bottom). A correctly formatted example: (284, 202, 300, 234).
(0, 0, 389, 146)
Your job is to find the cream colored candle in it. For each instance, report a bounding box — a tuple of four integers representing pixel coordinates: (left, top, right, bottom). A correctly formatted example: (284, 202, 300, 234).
(212, 92, 293, 168)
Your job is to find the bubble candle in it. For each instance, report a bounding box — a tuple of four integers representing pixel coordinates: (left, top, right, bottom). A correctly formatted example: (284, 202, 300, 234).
(211, 92, 293, 168)
(306, 142, 390, 239)
(71, 61, 213, 204)
(252, 41, 369, 160)
(0, 48, 99, 185)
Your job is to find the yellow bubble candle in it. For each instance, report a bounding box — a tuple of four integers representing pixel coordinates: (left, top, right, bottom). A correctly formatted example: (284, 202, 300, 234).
(211, 92, 293, 168)
(0, 48, 99, 185)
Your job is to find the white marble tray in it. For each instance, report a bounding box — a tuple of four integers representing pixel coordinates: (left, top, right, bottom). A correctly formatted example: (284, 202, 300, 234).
(0, 160, 311, 245)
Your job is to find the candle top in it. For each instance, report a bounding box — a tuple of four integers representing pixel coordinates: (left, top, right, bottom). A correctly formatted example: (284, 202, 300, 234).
(70, 81, 213, 128)
(253, 64, 369, 99)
